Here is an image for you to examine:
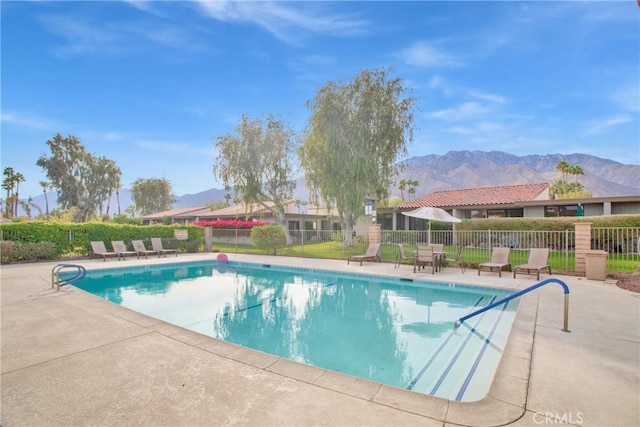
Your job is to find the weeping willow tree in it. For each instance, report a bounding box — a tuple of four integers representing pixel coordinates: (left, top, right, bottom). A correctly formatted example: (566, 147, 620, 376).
(213, 114, 299, 244)
(300, 68, 416, 245)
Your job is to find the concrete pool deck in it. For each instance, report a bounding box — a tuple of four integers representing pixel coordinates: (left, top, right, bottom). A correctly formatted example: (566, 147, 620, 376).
(1, 253, 638, 427)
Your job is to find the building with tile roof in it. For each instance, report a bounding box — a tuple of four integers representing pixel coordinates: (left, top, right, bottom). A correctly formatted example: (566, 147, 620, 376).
(141, 200, 341, 233)
(141, 206, 213, 225)
(379, 183, 640, 230)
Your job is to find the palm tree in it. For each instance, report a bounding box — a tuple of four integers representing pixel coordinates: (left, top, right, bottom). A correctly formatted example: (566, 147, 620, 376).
(407, 179, 419, 201)
(398, 179, 407, 201)
(12, 172, 25, 217)
(39, 181, 51, 216)
(19, 197, 42, 219)
(2, 167, 16, 217)
(569, 165, 584, 185)
(555, 160, 571, 195)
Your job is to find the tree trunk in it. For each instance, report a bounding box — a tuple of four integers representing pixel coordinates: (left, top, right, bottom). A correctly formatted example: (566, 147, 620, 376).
(44, 191, 49, 216)
(343, 212, 354, 246)
(274, 209, 293, 245)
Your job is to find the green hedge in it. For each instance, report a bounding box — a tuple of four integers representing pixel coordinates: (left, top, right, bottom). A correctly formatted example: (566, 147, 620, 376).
(456, 215, 640, 231)
(0, 241, 59, 264)
(0, 222, 204, 260)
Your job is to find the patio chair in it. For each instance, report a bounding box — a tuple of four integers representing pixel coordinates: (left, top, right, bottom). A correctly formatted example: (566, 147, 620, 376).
(90, 241, 118, 262)
(513, 248, 551, 280)
(478, 247, 511, 277)
(444, 245, 466, 273)
(132, 240, 159, 259)
(111, 240, 138, 261)
(347, 242, 381, 266)
(151, 237, 178, 257)
(414, 245, 436, 274)
(431, 244, 446, 271)
(394, 243, 414, 268)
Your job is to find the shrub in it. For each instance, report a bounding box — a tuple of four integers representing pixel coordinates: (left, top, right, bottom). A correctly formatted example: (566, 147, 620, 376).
(0, 241, 59, 264)
(194, 219, 269, 229)
(250, 225, 287, 255)
(111, 214, 143, 225)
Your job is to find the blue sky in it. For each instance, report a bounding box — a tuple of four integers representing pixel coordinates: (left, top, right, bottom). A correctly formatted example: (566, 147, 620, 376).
(2, 1, 639, 200)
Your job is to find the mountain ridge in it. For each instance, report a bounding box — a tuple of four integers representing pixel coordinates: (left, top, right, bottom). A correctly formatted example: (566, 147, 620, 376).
(19, 151, 640, 215)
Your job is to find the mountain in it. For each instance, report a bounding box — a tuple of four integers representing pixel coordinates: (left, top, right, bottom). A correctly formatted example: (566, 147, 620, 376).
(172, 188, 228, 208)
(17, 151, 640, 217)
(397, 151, 639, 199)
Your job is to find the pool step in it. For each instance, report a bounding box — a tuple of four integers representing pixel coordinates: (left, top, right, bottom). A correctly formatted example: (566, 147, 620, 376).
(408, 299, 516, 401)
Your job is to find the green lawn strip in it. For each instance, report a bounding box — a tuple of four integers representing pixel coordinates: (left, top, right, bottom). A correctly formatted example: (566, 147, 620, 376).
(212, 242, 638, 273)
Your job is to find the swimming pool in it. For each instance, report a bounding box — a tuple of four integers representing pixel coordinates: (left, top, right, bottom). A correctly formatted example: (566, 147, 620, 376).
(72, 260, 519, 402)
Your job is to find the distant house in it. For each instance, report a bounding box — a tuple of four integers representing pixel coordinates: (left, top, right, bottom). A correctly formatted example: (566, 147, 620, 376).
(198, 200, 339, 233)
(141, 200, 340, 232)
(140, 206, 212, 225)
(378, 183, 640, 230)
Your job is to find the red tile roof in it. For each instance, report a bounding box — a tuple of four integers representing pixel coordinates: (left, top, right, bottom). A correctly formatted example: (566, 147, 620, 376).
(141, 206, 211, 220)
(400, 183, 550, 208)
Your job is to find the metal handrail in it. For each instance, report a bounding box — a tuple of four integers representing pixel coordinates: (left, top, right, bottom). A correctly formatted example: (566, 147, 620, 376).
(51, 264, 86, 290)
(454, 278, 570, 333)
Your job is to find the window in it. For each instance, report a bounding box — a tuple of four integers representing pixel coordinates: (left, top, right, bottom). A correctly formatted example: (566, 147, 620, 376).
(380, 213, 393, 230)
(464, 210, 485, 219)
(545, 205, 579, 217)
(487, 208, 523, 218)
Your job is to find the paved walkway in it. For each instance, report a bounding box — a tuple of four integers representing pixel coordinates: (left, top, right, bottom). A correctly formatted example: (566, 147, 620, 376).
(1, 253, 638, 426)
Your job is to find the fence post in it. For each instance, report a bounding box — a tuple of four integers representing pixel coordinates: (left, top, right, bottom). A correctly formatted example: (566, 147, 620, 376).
(574, 222, 592, 275)
(369, 223, 381, 244)
(204, 227, 213, 252)
(565, 229, 569, 271)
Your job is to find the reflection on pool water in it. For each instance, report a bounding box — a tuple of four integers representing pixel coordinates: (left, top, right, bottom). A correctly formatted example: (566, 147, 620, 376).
(73, 261, 519, 402)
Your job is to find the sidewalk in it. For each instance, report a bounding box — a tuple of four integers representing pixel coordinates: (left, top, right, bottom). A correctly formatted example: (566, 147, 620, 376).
(1, 254, 638, 426)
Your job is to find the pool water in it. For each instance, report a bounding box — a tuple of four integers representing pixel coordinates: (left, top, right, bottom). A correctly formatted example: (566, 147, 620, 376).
(72, 261, 519, 402)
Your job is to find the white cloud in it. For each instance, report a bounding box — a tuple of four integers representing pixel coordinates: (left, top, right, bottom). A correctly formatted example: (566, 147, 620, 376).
(427, 75, 454, 97)
(136, 139, 213, 158)
(39, 13, 206, 58)
(396, 41, 460, 68)
(194, 1, 368, 43)
(611, 83, 640, 113)
(582, 115, 633, 136)
(0, 111, 54, 130)
(427, 102, 488, 121)
(122, 1, 154, 12)
(468, 90, 507, 105)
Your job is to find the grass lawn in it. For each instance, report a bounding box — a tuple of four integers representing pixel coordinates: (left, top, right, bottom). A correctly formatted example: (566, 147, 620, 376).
(211, 241, 639, 274)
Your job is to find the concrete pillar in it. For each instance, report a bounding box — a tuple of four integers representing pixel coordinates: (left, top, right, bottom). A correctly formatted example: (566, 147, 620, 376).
(204, 227, 213, 252)
(368, 223, 381, 244)
(574, 222, 592, 275)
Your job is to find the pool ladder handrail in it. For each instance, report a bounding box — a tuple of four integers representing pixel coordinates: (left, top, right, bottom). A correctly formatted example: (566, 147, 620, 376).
(52, 263, 86, 290)
(454, 277, 570, 333)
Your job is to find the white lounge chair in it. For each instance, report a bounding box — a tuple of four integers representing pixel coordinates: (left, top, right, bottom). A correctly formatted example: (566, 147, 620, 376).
(347, 242, 381, 266)
(132, 240, 159, 259)
(111, 240, 138, 261)
(151, 238, 177, 257)
(513, 248, 551, 280)
(478, 247, 511, 277)
(90, 241, 118, 262)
